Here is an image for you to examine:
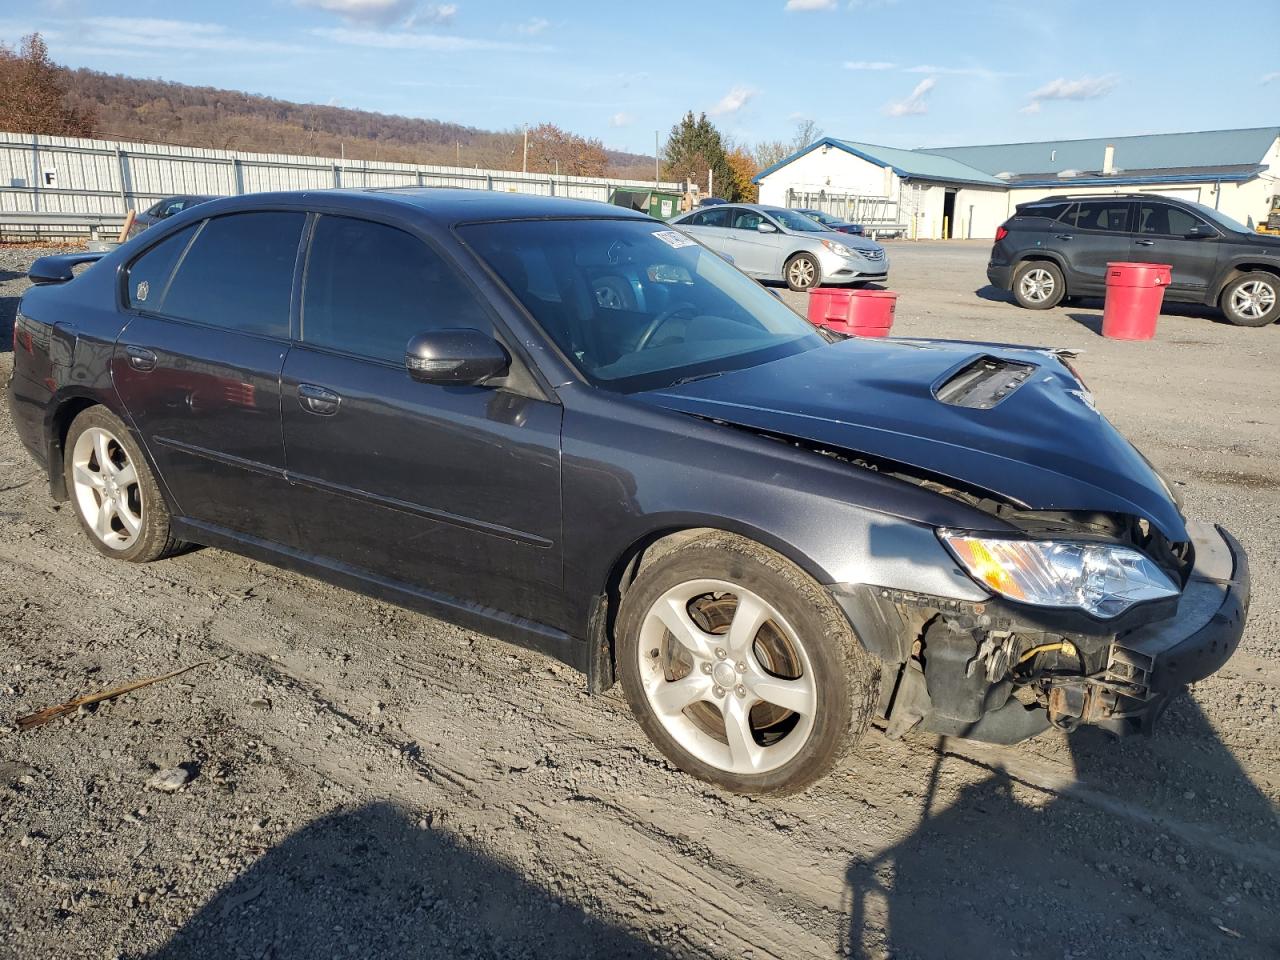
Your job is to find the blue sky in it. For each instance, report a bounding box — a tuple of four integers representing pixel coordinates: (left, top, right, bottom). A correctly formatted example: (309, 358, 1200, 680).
(3, 0, 1277, 155)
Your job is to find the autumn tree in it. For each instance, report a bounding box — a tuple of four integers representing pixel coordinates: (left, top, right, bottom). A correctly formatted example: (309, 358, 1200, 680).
(662, 111, 733, 199)
(725, 147, 759, 204)
(0, 33, 95, 137)
(523, 122, 608, 177)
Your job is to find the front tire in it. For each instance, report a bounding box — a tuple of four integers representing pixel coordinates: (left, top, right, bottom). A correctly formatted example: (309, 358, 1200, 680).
(616, 532, 879, 795)
(1220, 272, 1279, 327)
(64, 406, 181, 562)
(1012, 260, 1065, 309)
(784, 253, 821, 292)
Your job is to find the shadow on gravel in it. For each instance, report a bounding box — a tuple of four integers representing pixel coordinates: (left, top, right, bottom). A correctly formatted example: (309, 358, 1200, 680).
(843, 696, 1280, 959)
(974, 284, 1013, 304)
(148, 801, 663, 960)
(1066, 312, 1104, 335)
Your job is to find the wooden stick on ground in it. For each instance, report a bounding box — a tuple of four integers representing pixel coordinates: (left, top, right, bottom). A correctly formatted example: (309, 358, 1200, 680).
(117, 210, 136, 243)
(16, 659, 216, 732)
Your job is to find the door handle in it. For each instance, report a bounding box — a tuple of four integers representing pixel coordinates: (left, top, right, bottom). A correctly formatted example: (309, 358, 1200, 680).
(297, 383, 341, 416)
(1054, 234, 1073, 241)
(125, 345, 157, 372)
(1135, 239, 1156, 246)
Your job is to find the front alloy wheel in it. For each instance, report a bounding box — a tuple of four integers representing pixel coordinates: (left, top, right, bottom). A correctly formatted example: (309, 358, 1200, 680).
(785, 254, 820, 292)
(1221, 272, 1279, 327)
(617, 532, 879, 795)
(636, 579, 816, 775)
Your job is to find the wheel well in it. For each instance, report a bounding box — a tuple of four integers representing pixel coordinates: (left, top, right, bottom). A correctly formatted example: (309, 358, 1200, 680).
(1215, 263, 1280, 300)
(1016, 254, 1063, 270)
(47, 397, 100, 501)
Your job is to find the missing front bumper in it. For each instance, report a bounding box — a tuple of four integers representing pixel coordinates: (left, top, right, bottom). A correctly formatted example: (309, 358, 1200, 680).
(836, 521, 1250, 744)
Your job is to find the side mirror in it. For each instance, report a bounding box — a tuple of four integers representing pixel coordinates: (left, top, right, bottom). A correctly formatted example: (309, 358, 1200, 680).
(405, 328, 509, 385)
(1185, 224, 1217, 239)
(756, 221, 779, 234)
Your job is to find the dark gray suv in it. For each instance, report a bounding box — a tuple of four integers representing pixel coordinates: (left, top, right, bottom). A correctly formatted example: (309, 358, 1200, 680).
(987, 194, 1280, 326)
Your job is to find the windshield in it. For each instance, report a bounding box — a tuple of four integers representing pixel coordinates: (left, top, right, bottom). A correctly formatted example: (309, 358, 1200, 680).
(460, 218, 826, 392)
(1185, 201, 1250, 234)
(801, 210, 839, 226)
(768, 209, 827, 232)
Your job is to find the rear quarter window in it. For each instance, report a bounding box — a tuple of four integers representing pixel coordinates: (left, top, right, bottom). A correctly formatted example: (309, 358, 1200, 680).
(125, 225, 197, 310)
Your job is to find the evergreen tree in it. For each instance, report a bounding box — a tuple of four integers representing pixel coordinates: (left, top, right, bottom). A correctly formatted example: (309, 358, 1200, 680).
(662, 111, 734, 200)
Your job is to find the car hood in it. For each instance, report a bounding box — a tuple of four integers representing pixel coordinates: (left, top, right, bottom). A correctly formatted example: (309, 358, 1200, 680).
(798, 229, 881, 253)
(639, 337, 1188, 542)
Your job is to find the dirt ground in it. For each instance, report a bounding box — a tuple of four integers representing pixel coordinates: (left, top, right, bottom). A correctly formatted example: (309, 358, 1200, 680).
(1, 240, 1277, 960)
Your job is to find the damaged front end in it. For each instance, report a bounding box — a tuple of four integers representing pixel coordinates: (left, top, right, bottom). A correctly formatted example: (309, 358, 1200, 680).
(833, 518, 1249, 745)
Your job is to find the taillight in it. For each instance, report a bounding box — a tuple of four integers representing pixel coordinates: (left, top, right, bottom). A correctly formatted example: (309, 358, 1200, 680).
(994, 225, 1009, 242)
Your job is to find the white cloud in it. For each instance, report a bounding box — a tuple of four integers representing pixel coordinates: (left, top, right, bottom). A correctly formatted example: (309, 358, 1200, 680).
(1262, 71, 1280, 85)
(297, 0, 416, 26)
(884, 77, 934, 117)
(710, 85, 757, 115)
(844, 60, 895, 70)
(610, 112, 634, 127)
(517, 17, 550, 35)
(311, 26, 545, 51)
(1023, 74, 1117, 112)
(407, 4, 458, 27)
(77, 17, 304, 53)
(785, 0, 837, 10)
(904, 63, 1011, 78)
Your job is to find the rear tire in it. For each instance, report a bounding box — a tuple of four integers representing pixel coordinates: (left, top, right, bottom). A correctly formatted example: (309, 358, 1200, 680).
(784, 253, 821, 292)
(616, 532, 880, 795)
(1012, 260, 1065, 309)
(1219, 272, 1279, 327)
(63, 406, 181, 563)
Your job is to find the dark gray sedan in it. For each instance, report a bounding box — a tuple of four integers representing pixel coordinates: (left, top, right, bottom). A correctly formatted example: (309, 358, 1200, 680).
(10, 189, 1247, 795)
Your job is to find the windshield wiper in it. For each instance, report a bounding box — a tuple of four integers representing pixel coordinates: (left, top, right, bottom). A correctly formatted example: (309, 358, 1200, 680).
(668, 371, 726, 387)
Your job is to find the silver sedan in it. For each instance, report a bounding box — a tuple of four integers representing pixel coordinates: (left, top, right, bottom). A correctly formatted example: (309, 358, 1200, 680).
(670, 203, 889, 291)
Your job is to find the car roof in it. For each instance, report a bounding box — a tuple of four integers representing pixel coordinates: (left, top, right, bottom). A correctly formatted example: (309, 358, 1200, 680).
(182, 187, 654, 227)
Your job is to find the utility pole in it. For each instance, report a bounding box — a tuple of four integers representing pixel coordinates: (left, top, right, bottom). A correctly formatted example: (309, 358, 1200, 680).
(456, 141, 460, 165)
(522, 124, 528, 174)
(707, 166, 714, 199)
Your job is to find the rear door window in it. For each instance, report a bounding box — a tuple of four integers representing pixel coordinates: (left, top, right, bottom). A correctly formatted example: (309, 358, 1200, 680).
(161, 211, 305, 338)
(125, 225, 197, 309)
(688, 208, 731, 228)
(1071, 201, 1131, 232)
(300, 215, 491, 363)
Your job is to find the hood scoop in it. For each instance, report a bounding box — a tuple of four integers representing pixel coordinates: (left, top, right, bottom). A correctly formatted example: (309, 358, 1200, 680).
(934, 356, 1036, 409)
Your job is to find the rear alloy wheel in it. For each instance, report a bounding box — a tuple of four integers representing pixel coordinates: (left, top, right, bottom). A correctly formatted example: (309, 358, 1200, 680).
(1220, 272, 1279, 327)
(617, 532, 879, 795)
(784, 253, 821, 292)
(64, 407, 181, 562)
(1012, 260, 1065, 310)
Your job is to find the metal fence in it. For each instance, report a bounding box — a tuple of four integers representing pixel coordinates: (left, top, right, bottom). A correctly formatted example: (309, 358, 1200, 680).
(784, 187, 907, 238)
(0, 131, 681, 236)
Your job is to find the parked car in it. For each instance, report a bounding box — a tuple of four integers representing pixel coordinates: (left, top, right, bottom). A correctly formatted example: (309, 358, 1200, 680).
(795, 208, 865, 236)
(10, 190, 1248, 795)
(671, 203, 888, 291)
(988, 194, 1280, 326)
(696, 197, 728, 207)
(131, 195, 219, 236)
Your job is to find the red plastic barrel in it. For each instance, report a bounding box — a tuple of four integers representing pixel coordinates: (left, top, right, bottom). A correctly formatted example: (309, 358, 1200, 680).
(806, 288, 898, 337)
(1102, 262, 1171, 340)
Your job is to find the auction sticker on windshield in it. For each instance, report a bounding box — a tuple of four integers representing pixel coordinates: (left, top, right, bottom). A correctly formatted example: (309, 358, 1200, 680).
(653, 229, 697, 249)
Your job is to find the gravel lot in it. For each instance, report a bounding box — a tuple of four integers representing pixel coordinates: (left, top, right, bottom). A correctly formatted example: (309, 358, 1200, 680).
(1, 240, 1277, 960)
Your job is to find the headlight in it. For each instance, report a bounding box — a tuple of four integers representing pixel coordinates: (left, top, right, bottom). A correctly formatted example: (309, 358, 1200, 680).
(821, 239, 855, 258)
(939, 531, 1179, 619)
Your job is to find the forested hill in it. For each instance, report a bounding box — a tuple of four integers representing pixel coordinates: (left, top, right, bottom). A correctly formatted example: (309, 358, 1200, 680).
(58, 68, 655, 179)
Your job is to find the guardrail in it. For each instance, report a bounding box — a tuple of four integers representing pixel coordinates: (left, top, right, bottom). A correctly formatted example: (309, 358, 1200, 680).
(1, 210, 127, 241)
